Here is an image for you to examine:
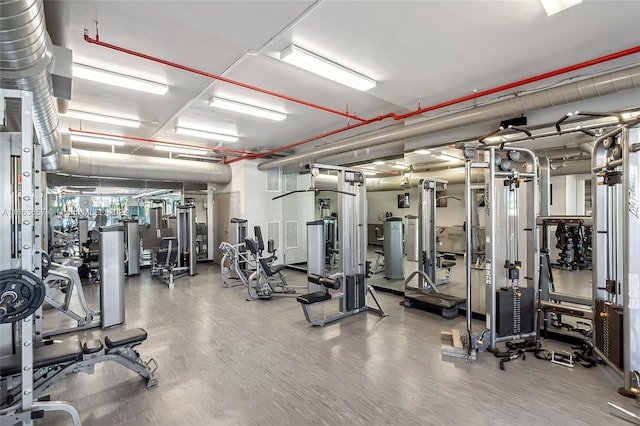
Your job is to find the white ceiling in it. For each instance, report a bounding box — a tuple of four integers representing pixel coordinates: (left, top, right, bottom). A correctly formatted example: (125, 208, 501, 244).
(54, 0, 640, 166)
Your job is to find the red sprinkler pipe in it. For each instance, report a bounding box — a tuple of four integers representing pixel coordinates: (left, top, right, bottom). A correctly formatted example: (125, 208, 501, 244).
(83, 28, 639, 163)
(231, 45, 640, 162)
(67, 127, 252, 156)
(83, 31, 368, 123)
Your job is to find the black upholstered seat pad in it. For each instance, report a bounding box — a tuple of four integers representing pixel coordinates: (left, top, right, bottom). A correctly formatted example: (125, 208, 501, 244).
(0, 338, 83, 377)
(104, 328, 147, 349)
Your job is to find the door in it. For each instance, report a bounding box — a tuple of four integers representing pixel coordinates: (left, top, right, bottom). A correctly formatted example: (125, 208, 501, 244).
(213, 191, 241, 263)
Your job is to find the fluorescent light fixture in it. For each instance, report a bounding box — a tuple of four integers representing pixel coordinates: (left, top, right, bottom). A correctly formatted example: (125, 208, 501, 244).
(73, 63, 168, 95)
(175, 126, 238, 143)
(209, 97, 286, 121)
(414, 149, 432, 155)
(132, 189, 172, 199)
(483, 136, 507, 143)
(373, 160, 386, 165)
(71, 135, 126, 146)
(280, 44, 376, 91)
(392, 163, 408, 170)
(438, 153, 463, 162)
(540, 0, 582, 16)
(154, 144, 208, 156)
(63, 110, 141, 128)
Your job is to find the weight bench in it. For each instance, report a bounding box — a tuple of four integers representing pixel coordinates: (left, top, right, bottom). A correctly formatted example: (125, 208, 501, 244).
(296, 273, 387, 326)
(1, 327, 158, 410)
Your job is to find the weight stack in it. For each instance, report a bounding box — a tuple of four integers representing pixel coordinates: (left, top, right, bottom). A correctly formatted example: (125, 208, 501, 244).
(595, 299, 624, 370)
(495, 287, 535, 337)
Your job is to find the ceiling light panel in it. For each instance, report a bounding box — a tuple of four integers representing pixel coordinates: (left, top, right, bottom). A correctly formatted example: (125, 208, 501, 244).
(73, 63, 169, 95)
(71, 135, 126, 146)
(154, 144, 208, 155)
(280, 44, 376, 92)
(175, 127, 239, 143)
(539, 0, 582, 16)
(209, 97, 286, 121)
(63, 110, 141, 128)
(414, 149, 432, 155)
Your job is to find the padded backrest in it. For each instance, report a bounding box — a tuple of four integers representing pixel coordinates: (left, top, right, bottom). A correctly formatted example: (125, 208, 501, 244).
(157, 237, 178, 264)
(254, 226, 265, 253)
(160, 228, 176, 238)
(142, 228, 162, 249)
(244, 237, 259, 255)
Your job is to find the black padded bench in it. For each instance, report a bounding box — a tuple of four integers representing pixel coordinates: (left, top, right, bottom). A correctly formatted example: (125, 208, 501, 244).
(297, 291, 332, 304)
(441, 253, 457, 268)
(105, 327, 148, 349)
(0, 339, 83, 377)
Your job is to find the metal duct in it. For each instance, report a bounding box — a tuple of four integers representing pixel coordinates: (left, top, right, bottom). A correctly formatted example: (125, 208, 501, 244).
(259, 66, 640, 170)
(57, 149, 232, 183)
(1, 0, 61, 170)
(1, 0, 232, 184)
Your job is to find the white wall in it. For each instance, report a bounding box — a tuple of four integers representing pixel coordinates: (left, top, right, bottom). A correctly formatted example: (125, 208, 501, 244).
(550, 174, 591, 215)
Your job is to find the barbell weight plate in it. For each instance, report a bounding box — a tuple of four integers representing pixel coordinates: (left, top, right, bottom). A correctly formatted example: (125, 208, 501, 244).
(0, 269, 46, 324)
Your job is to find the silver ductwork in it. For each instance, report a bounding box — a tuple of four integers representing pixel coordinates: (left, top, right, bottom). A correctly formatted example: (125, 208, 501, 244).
(1, 0, 61, 170)
(57, 149, 232, 183)
(1, 0, 232, 184)
(258, 65, 640, 171)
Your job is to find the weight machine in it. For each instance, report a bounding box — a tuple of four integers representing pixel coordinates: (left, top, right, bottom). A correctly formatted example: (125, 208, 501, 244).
(280, 164, 387, 326)
(219, 218, 251, 287)
(418, 179, 456, 286)
(446, 144, 539, 358)
(591, 123, 640, 399)
(404, 179, 465, 319)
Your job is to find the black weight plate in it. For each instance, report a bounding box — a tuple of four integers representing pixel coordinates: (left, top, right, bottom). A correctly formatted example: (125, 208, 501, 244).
(0, 270, 46, 324)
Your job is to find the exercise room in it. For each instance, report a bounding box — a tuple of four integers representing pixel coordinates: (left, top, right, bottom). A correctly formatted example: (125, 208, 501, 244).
(1, 1, 639, 425)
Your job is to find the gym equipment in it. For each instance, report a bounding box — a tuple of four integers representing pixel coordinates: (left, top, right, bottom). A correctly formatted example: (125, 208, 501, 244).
(419, 179, 456, 286)
(382, 217, 403, 280)
(446, 144, 539, 359)
(177, 204, 197, 276)
(195, 222, 208, 261)
(282, 164, 388, 326)
(151, 230, 187, 288)
(405, 215, 419, 262)
(99, 225, 126, 328)
(1, 328, 158, 411)
(537, 216, 594, 340)
(323, 216, 339, 269)
(41, 259, 101, 337)
(149, 206, 162, 230)
(243, 234, 301, 300)
(219, 218, 253, 287)
(591, 123, 640, 398)
(0, 90, 158, 425)
(404, 179, 464, 318)
(78, 229, 101, 280)
(0, 89, 80, 425)
(124, 219, 140, 276)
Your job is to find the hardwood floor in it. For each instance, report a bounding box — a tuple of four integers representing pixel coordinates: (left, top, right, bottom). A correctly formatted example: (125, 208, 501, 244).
(38, 263, 636, 425)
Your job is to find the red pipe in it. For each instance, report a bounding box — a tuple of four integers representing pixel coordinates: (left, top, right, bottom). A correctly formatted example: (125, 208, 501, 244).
(67, 127, 251, 156)
(234, 45, 640, 162)
(83, 30, 639, 164)
(83, 31, 367, 123)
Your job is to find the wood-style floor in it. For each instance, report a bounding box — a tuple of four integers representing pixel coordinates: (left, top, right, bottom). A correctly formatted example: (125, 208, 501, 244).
(39, 263, 637, 425)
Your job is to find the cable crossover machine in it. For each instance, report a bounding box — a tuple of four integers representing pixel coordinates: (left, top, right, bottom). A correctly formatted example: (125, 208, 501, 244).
(275, 164, 388, 326)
